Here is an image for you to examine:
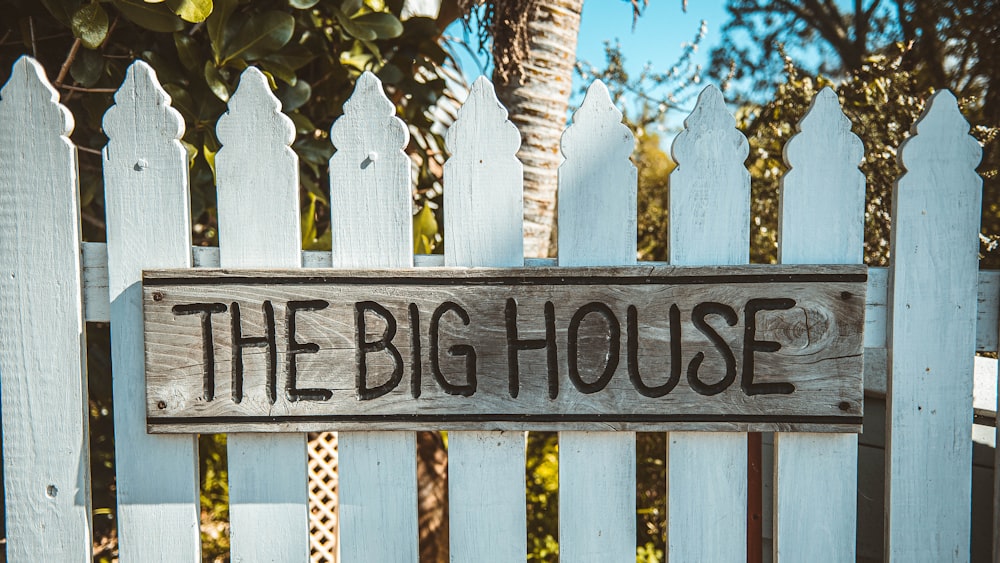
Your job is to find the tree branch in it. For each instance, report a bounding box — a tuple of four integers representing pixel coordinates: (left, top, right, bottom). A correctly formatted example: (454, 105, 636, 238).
(53, 38, 81, 88)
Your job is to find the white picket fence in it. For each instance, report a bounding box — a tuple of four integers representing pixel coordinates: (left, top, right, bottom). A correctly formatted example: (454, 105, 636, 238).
(0, 54, 996, 562)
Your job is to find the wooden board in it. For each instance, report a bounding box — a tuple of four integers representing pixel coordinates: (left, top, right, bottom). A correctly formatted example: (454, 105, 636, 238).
(143, 265, 866, 433)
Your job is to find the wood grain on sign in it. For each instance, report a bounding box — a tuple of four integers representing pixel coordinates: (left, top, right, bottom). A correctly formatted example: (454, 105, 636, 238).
(330, 71, 418, 562)
(886, 91, 981, 561)
(103, 61, 201, 561)
(0, 56, 92, 561)
(142, 265, 865, 433)
(557, 79, 637, 562)
(444, 76, 526, 562)
(215, 67, 310, 562)
(667, 84, 750, 563)
(773, 87, 863, 562)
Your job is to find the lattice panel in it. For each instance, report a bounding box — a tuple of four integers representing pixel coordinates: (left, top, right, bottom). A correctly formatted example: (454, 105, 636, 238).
(308, 432, 339, 563)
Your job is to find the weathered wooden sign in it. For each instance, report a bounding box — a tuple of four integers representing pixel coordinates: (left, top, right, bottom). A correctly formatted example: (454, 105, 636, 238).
(142, 265, 866, 433)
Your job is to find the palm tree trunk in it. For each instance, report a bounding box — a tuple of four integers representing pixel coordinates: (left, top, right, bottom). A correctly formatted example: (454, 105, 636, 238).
(495, 0, 584, 258)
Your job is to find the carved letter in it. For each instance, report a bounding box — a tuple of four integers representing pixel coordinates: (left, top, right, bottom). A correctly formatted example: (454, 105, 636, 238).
(430, 301, 477, 396)
(230, 301, 277, 404)
(742, 298, 796, 395)
(627, 304, 681, 398)
(355, 301, 403, 400)
(505, 298, 558, 399)
(567, 302, 620, 394)
(409, 303, 422, 399)
(687, 302, 738, 396)
(172, 302, 227, 401)
(286, 300, 333, 402)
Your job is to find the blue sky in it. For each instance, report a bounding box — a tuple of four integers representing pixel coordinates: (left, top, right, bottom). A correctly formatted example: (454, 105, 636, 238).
(444, 1, 732, 134)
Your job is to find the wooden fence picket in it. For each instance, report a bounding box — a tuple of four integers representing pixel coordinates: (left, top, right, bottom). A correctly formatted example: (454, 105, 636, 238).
(103, 60, 202, 561)
(666, 84, 750, 562)
(215, 67, 310, 561)
(773, 87, 864, 561)
(995, 343, 1000, 563)
(886, 90, 982, 562)
(0, 56, 92, 562)
(995, 312, 1000, 563)
(557, 80, 637, 561)
(444, 76, 527, 562)
(330, 71, 418, 562)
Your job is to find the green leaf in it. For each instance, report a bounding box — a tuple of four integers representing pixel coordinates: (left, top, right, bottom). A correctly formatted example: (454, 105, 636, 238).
(203, 132, 219, 182)
(173, 32, 200, 70)
(277, 79, 310, 111)
(293, 137, 334, 166)
(289, 0, 319, 8)
(206, 0, 237, 61)
(113, 0, 185, 32)
(263, 49, 316, 72)
(351, 12, 403, 39)
(260, 70, 278, 90)
(221, 11, 295, 63)
(204, 61, 230, 102)
(259, 58, 297, 85)
(412, 203, 438, 254)
(166, 0, 213, 23)
(339, 50, 374, 72)
(163, 83, 196, 121)
(181, 139, 198, 168)
(72, 3, 110, 49)
(341, 0, 363, 15)
(287, 111, 316, 135)
(334, 8, 376, 41)
(300, 194, 318, 248)
(70, 48, 104, 86)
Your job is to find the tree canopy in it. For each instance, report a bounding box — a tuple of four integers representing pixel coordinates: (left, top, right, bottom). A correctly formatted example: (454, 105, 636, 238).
(0, 0, 461, 249)
(708, 0, 999, 266)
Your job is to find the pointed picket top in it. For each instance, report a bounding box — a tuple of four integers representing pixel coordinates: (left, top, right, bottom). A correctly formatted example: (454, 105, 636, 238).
(217, 66, 295, 150)
(444, 76, 523, 267)
(215, 66, 300, 269)
(558, 79, 637, 266)
(103, 61, 185, 150)
(0, 56, 74, 146)
(780, 87, 865, 264)
(329, 71, 412, 268)
(899, 90, 982, 177)
(446, 76, 520, 157)
(668, 84, 750, 266)
(671, 84, 747, 168)
(562, 80, 634, 163)
(331, 71, 410, 163)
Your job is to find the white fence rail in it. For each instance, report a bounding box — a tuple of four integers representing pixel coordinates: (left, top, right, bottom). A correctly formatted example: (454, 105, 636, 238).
(1, 54, 996, 562)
